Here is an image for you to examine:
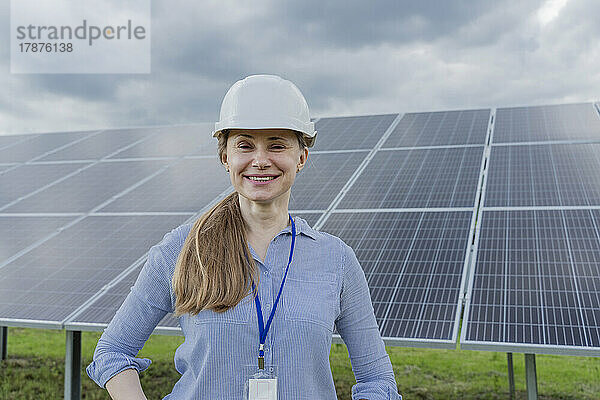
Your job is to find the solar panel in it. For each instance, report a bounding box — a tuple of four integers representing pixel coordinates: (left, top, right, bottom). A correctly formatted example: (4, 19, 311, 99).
(322, 211, 473, 345)
(67, 264, 157, 325)
(493, 103, 600, 143)
(0, 162, 90, 209)
(0, 130, 98, 163)
(462, 209, 600, 355)
(65, 266, 181, 334)
(382, 109, 490, 148)
(0, 214, 191, 326)
(484, 143, 600, 207)
(2, 159, 169, 213)
(338, 147, 484, 209)
(289, 151, 368, 210)
(0, 134, 33, 150)
(38, 127, 159, 162)
(68, 259, 182, 332)
(98, 157, 230, 213)
(311, 114, 398, 151)
(0, 215, 77, 262)
(107, 123, 216, 159)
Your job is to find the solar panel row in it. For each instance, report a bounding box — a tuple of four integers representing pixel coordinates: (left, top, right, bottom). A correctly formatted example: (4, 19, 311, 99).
(3, 103, 599, 358)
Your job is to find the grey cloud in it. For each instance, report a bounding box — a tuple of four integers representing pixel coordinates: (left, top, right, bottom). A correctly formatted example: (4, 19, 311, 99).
(25, 75, 126, 102)
(271, 0, 529, 48)
(1, 0, 599, 136)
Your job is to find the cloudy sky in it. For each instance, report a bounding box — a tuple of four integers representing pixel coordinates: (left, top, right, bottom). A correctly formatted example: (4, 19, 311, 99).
(1, 0, 598, 136)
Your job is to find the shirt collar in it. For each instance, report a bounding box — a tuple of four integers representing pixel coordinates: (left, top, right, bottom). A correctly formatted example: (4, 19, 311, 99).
(278, 215, 318, 240)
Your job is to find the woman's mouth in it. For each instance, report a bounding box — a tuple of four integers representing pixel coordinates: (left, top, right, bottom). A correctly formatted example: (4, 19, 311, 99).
(244, 175, 280, 184)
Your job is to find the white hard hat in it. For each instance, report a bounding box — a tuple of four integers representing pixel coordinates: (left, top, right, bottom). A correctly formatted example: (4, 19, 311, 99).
(213, 74, 317, 147)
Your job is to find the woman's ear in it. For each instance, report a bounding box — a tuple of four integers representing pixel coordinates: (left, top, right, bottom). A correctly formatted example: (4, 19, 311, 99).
(221, 153, 229, 172)
(297, 148, 309, 172)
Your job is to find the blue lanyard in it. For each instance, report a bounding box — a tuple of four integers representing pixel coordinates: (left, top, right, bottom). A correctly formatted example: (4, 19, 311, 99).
(251, 214, 295, 369)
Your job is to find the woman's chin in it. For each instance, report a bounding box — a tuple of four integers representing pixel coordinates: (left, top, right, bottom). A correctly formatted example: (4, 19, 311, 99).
(238, 190, 289, 205)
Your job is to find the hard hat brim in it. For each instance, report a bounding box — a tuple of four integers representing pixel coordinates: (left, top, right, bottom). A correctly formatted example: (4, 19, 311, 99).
(212, 119, 316, 138)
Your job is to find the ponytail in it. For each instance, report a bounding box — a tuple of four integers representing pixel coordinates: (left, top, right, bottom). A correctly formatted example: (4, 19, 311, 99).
(172, 192, 258, 316)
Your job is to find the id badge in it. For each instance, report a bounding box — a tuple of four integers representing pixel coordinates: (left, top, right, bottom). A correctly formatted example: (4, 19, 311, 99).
(244, 365, 277, 400)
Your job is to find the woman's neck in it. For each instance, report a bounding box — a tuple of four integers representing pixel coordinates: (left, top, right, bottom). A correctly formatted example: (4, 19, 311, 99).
(239, 194, 290, 237)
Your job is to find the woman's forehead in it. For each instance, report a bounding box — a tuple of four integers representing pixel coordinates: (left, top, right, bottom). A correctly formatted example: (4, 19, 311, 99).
(228, 129, 296, 140)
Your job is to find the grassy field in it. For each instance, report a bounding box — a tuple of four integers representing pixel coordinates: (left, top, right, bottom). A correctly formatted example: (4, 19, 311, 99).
(0, 327, 599, 399)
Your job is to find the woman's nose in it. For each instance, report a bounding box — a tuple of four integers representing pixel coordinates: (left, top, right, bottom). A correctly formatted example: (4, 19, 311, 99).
(251, 148, 271, 169)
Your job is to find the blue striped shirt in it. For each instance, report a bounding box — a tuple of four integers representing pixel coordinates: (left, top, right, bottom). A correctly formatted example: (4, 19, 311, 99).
(86, 216, 400, 399)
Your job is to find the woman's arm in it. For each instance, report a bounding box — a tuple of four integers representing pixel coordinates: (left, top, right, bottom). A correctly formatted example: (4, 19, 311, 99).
(106, 368, 148, 400)
(335, 241, 401, 400)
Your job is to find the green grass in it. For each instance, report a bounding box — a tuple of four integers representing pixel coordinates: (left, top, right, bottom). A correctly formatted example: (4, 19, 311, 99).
(0, 327, 599, 399)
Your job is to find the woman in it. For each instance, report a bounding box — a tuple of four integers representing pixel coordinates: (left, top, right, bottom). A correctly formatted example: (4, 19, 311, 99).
(87, 75, 400, 399)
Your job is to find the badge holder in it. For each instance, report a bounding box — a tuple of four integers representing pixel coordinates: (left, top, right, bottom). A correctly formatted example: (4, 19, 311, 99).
(244, 365, 278, 400)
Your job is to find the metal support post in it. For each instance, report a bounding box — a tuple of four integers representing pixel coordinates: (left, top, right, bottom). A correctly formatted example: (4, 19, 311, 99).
(0, 326, 7, 364)
(507, 352, 515, 399)
(525, 353, 538, 400)
(64, 330, 82, 400)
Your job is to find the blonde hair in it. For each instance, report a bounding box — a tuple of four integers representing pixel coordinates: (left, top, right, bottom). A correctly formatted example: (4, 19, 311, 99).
(172, 129, 308, 316)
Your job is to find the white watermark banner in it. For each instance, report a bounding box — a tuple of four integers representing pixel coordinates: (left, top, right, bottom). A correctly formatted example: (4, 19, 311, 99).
(10, 0, 151, 73)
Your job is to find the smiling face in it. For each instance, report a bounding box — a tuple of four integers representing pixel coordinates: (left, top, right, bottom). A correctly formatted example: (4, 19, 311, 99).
(220, 129, 308, 206)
